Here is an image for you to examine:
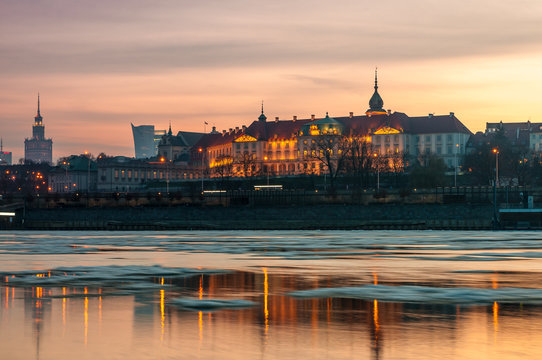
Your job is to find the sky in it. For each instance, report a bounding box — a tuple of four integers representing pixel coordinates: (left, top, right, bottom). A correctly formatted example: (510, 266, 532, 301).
(2, 0, 542, 162)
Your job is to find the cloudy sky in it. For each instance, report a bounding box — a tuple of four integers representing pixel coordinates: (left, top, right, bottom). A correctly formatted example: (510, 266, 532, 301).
(2, 0, 542, 161)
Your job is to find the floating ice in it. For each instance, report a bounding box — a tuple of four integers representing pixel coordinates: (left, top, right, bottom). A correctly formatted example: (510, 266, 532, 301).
(289, 284, 542, 305)
(170, 298, 256, 311)
(0, 265, 228, 290)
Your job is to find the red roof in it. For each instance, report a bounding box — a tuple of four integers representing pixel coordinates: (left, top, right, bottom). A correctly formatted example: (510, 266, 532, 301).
(193, 111, 471, 150)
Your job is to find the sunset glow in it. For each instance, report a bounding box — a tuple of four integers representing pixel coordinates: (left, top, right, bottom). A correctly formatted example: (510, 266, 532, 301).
(2, 1, 542, 161)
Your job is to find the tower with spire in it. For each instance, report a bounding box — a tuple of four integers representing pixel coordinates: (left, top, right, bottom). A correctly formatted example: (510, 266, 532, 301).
(258, 100, 267, 122)
(24, 94, 53, 164)
(365, 69, 387, 116)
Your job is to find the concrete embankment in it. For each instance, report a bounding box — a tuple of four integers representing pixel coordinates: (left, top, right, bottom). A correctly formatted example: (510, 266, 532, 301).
(19, 204, 494, 230)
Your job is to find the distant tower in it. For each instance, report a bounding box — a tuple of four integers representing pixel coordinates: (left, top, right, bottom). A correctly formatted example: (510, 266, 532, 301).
(24, 94, 53, 164)
(365, 69, 387, 116)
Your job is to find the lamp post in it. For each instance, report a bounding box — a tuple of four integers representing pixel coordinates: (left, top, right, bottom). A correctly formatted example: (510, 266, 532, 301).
(493, 148, 499, 187)
(264, 156, 269, 185)
(373, 152, 380, 191)
(454, 143, 459, 187)
(63, 161, 70, 193)
(160, 157, 169, 194)
(492, 148, 499, 229)
(198, 148, 204, 192)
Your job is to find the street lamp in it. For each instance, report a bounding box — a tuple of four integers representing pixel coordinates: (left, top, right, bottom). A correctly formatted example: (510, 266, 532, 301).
(160, 157, 169, 194)
(492, 148, 499, 187)
(373, 152, 380, 191)
(264, 156, 269, 185)
(454, 143, 459, 187)
(84, 151, 91, 194)
(492, 148, 499, 229)
(198, 148, 204, 192)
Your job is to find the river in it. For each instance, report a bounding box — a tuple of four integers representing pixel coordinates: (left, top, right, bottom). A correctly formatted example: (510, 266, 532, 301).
(1, 230, 542, 359)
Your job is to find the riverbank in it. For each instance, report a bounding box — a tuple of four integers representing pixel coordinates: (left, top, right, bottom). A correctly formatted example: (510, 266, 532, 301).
(18, 204, 494, 230)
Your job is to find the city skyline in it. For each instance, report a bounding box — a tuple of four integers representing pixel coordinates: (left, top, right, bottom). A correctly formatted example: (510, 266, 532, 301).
(2, 0, 542, 162)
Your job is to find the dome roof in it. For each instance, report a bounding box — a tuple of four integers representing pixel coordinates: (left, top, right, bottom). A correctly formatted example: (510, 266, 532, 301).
(366, 69, 387, 115)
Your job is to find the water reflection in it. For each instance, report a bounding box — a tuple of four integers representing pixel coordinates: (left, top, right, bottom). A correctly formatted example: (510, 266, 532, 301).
(1, 269, 542, 359)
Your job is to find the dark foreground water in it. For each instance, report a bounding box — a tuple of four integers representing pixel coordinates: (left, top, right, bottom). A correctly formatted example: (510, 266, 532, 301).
(1, 231, 542, 359)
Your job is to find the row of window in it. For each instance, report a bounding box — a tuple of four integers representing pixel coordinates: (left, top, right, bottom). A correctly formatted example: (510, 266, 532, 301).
(107, 168, 198, 182)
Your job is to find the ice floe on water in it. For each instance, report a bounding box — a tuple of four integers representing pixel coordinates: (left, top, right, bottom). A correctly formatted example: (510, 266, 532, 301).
(0, 265, 228, 291)
(2, 231, 542, 260)
(170, 298, 256, 311)
(289, 284, 542, 305)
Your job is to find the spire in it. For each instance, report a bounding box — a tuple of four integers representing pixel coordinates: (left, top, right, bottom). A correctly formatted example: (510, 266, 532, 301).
(258, 100, 267, 122)
(366, 68, 386, 116)
(1, 138, 3, 152)
(37, 93, 41, 117)
(168, 121, 172, 136)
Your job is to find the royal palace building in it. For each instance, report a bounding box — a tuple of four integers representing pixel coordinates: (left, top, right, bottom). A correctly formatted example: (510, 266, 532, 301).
(192, 71, 472, 177)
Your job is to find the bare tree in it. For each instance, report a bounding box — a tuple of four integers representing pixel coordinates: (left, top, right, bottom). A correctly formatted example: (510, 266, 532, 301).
(212, 154, 234, 180)
(308, 135, 349, 191)
(235, 152, 257, 177)
(345, 136, 374, 188)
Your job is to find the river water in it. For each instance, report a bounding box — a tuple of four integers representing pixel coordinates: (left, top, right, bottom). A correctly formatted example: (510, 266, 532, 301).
(1, 230, 542, 359)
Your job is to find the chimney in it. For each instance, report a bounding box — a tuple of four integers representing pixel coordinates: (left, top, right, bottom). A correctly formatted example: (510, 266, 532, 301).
(311, 114, 315, 120)
(349, 112, 353, 118)
(387, 109, 391, 115)
(242, 125, 247, 131)
(222, 130, 226, 136)
(229, 128, 233, 134)
(275, 116, 279, 122)
(428, 114, 433, 118)
(449, 112, 454, 117)
(212, 126, 216, 133)
(293, 115, 297, 121)
(235, 126, 239, 133)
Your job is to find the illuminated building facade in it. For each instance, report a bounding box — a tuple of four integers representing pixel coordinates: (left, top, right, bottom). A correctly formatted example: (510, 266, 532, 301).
(192, 72, 472, 177)
(24, 95, 53, 164)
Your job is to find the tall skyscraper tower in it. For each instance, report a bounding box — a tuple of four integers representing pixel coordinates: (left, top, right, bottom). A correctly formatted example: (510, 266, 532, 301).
(24, 94, 53, 164)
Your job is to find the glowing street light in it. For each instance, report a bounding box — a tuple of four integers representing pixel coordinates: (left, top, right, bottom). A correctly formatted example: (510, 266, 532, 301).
(160, 157, 169, 193)
(493, 148, 499, 187)
(263, 156, 269, 185)
(373, 153, 380, 191)
(198, 148, 204, 192)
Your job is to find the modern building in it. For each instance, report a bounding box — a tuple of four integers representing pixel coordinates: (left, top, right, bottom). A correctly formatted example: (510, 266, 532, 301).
(131, 123, 166, 159)
(0, 140, 12, 165)
(24, 95, 53, 164)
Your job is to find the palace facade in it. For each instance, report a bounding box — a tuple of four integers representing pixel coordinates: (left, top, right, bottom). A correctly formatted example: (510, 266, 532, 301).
(192, 72, 472, 178)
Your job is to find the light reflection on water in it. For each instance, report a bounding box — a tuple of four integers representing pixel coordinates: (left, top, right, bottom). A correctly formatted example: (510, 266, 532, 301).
(1, 231, 542, 359)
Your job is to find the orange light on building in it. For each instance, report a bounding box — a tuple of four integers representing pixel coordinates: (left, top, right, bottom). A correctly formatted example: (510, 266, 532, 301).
(160, 157, 165, 162)
(492, 148, 499, 154)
